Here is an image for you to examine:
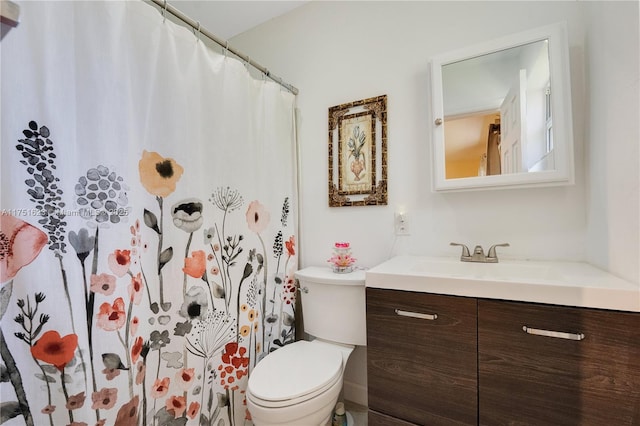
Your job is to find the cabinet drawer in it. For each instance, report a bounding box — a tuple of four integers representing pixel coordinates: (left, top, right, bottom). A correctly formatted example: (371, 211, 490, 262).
(366, 288, 477, 425)
(478, 299, 640, 425)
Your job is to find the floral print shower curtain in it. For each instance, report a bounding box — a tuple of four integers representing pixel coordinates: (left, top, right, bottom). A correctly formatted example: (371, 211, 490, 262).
(0, 1, 298, 425)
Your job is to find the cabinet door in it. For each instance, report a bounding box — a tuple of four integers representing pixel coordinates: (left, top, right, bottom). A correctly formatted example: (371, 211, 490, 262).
(366, 288, 477, 425)
(369, 410, 418, 426)
(479, 300, 640, 425)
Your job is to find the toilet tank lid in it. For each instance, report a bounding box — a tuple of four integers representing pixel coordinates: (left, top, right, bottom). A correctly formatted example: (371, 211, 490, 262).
(295, 266, 366, 286)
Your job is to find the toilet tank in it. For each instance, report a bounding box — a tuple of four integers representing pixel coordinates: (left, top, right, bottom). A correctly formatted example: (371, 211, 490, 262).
(295, 266, 366, 346)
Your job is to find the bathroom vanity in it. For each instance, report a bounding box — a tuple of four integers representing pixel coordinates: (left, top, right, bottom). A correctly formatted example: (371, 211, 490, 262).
(365, 256, 640, 425)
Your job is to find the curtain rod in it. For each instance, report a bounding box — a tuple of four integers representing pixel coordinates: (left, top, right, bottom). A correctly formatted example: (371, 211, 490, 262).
(148, 0, 299, 95)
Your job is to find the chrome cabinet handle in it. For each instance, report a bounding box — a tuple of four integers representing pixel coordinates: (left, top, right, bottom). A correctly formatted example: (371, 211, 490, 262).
(395, 309, 438, 321)
(522, 325, 585, 341)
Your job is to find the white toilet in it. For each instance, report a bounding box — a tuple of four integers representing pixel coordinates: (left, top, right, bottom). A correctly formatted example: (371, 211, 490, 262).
(246, 266, 366, 426)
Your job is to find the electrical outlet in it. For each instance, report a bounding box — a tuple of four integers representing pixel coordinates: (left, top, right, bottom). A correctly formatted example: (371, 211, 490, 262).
(395, 212, 410, 236)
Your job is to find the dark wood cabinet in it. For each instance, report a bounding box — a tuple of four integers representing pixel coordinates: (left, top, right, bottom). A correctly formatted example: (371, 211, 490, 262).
(366, 288, 640, 426)
(366, 288, 478, 426)
(478, 299, 640, 426)
(368, 410, 418, 426)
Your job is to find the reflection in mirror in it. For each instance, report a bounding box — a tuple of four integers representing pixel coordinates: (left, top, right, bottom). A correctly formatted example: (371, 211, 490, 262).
(430, 22, 574, 192)
(443, 40, 552, 179)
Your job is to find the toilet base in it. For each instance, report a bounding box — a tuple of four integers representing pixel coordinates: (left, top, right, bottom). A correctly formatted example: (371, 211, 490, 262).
(249, 400, 337, 426)
(323, 409, 354, 426)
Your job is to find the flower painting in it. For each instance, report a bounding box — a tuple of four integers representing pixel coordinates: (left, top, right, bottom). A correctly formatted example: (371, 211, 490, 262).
(328, 95, 388, 207)
(341, 113, 374, 191)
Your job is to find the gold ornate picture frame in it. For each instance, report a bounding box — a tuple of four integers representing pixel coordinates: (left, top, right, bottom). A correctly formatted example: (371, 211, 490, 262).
(328, 95, 387, 207)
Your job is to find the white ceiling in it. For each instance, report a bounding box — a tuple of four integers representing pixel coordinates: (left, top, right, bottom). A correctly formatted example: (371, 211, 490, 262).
(170, 0, 308, 40)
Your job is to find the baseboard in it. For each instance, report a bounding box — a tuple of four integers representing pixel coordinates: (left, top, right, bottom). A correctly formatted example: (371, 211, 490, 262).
(343, 379, 368, 408)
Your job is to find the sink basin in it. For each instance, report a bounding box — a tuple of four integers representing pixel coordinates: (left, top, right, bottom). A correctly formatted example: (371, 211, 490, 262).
(411, 258, 560, 282)
(366, 255, 640, 312)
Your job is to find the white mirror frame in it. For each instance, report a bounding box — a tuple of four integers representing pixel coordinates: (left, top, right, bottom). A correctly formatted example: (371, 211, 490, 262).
(430, 22, 574, 192)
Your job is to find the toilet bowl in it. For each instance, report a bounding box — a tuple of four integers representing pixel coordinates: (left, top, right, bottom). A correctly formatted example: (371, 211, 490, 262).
(246, 340, 353, 426)
(246, 267, 366, 426)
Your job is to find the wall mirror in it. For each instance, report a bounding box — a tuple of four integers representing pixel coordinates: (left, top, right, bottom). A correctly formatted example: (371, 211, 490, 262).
(430, 22, 574, 191)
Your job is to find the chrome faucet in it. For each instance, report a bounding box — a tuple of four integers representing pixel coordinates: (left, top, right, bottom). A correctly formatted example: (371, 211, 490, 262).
(450, 242, 510, 263)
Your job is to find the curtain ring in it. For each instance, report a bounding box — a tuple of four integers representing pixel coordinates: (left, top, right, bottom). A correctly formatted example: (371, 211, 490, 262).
(162, 0, 168, 22)
(224, 41, 229, 57)
(194, 21, 201, 41)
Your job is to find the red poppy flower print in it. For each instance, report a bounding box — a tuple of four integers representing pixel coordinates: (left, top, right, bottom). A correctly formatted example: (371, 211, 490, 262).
(114, 395, 139, 426)
(91, 387, 118, 410)
(187, 401, 200, 420)
(131, 336, 144, 363)
(102, 367, 121, 380)
(183, 250, 206, 279)
(30, 330, 78, 371)
(96, 298, 126, 331)
(151, 377, 170, 399)
(285, 235, 295, 257)
(245, 200, 270, 233)
(130, 316, 139, 337)
(65, 392, 86, 410)
(165, 395, 187, 418)
(283, 274, 297, 305)
(108, 249, 131, 277)
(90, 273, 117, 296)
(218, 342, 249, 390)
(128, 272, 143, 304)
(41, 405, 55, 415)
(0, 214, 48, 283)
(175, 367, 195, 391)
(135, 361, 145, 385)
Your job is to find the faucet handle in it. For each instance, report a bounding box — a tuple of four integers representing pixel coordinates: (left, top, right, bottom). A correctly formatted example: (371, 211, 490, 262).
(487, 243, 510, 259)
(450, 242, 471, 258)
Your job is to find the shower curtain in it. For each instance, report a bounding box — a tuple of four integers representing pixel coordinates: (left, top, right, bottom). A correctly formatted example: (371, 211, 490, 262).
(0, 2, 298, 425)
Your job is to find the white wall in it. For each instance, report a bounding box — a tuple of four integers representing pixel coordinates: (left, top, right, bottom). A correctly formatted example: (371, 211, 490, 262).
(232, 0, 638, 281)
(231, 0, 639, 406)
(583, 1, 640, 286)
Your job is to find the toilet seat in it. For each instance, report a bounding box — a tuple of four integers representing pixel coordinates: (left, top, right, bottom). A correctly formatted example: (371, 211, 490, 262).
(247, 340, 343, 408)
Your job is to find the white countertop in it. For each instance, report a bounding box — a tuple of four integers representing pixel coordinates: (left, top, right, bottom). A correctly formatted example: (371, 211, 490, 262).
(365, 256, 640, 312)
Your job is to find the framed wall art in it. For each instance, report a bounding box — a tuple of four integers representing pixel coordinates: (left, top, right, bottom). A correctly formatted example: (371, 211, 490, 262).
(328, 94, 387, 207)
